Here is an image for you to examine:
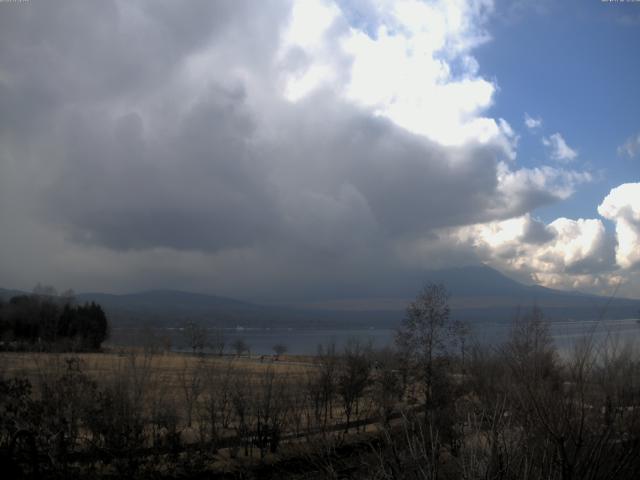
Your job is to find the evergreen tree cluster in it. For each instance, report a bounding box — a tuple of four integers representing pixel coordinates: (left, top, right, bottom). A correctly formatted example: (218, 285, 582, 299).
(0, 294, 109, 351)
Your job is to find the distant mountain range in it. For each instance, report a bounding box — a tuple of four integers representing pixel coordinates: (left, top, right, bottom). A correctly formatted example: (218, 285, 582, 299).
(2, 266, 639, 328)
(420, 265, 640, 322)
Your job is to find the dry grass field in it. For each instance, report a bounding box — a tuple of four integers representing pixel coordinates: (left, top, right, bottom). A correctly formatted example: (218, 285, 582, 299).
(0, 349, 318, 431)
(0, 348, 387, 478)
(0, 349, 313, 383)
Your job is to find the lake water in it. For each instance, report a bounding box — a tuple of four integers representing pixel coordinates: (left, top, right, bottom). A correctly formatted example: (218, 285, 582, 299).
(108, 318, 640, 356)
(219, 318, 640, 355)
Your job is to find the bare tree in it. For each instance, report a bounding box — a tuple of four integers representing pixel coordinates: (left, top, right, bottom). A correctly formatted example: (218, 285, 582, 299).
(316, 342, 339, 429)
(395, 283, 456, 411)
(371, 347, 402, 427)
(210, 327, 225, 356)
(178, 357, 204, 428)
(273, 343, 287, 359)
(198, 358, 235, 450)
(453, 320, 471, 374)
(252, 367, 289, 457)
(503, 306, 559, 400)
(337, 339, 372, 432)
(231, 374, 252, 457)
(138, 324, 163, 355)
(86, 352, 152, 476)
(287, 378, 309, 438)
(182, 320, 208, 355)
(231, 338, 249, 357)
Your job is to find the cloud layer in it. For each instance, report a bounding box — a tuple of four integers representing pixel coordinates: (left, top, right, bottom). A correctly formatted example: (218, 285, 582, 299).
(0, 0, 634, 300)
(446, 182, 640, 297)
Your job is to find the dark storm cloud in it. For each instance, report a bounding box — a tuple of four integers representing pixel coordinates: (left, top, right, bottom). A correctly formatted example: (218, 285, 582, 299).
(45, 85, 280, 252)
(270, 96, 514, 239)
(42, 89, 518, 253)
(0, 0, 593, 298)
(0, 0, 286, 134)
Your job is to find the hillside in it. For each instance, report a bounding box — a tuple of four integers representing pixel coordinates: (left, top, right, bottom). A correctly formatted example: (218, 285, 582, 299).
(3, 266, 639, 328)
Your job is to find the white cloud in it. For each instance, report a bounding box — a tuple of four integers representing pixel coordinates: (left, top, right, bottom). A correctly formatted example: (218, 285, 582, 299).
(280, 0, 343, 102)
(436, 213, 618, 295)
(543, 218, 612, 271)
(460, 215, 612, 274)
(617, 132, 640, 158)
(424, 182, 640, 297)
(543, 133, 578, 162)
(280, 0, 509, 150)
(598, 183, 640, 269)
(524, 112, 542, 130)
(492, 163, 592, 216)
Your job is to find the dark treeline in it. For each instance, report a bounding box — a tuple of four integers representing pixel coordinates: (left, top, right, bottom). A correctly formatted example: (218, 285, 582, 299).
(1, 284, 640, 479)
(0, 288, 109, 351)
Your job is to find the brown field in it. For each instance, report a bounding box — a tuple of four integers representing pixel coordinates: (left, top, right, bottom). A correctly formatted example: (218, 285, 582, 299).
(0, 349, 317, 425)
(0, 347, 391, 442)
(0, 347, 389, 478)
(0, 349, 313, 381)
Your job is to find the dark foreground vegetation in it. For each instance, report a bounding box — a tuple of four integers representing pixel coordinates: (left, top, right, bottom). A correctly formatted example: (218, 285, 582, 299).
(2, 284, 640, 479)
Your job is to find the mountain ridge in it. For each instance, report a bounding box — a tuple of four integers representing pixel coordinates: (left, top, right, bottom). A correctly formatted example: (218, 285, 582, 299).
(2, 265, 639, 327)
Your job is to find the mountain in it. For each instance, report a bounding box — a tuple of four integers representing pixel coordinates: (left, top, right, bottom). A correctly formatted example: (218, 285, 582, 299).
(1, 287, 369, 328)
(418, 264, 591, 306)
(289, 265, 640, 323)
(76, 290, 255, 316)
(2, 266, 639, 328)
(422, 265, 552, 297)
(421, 265, 639, 322)
(75, 290, 303, 328)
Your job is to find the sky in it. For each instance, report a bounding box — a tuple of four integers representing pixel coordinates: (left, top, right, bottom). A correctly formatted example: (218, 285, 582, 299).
(0, 0, 638, 302)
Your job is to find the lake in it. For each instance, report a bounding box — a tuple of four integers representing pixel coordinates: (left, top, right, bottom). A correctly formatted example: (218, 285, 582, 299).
(111, 318, 640, 356)
(221, 318, 640, 355)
